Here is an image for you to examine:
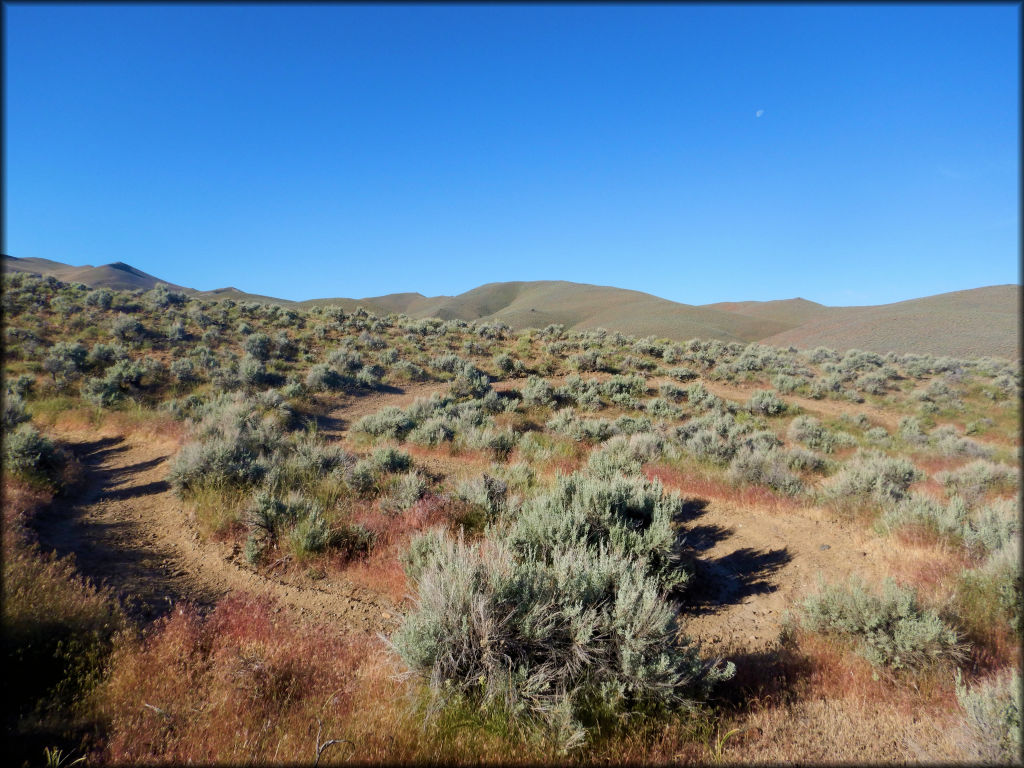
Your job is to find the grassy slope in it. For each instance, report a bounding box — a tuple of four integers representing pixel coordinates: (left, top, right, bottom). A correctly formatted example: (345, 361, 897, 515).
(758, 284, 1020, 358)
(5, 256, 1018, 357)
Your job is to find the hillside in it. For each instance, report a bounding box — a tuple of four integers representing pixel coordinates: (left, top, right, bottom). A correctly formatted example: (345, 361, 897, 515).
(3, 256, 190, 293)
(4, 255, 1017, 358)
(758, 285, 1020, 359)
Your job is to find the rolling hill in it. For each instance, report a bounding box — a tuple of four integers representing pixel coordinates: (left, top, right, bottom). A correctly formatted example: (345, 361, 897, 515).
(4, 255, 1018, 358)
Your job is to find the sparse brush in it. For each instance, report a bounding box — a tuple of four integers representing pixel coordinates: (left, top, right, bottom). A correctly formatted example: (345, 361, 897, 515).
(799, 576, 965, 671)
(4, 424, 64, 486)
(936, 460, 1018, 505)
(353, 407, 415, 441)
(746, 389, 787, 416)
(824, 449, 922, 506)
(954, 669, 1021, 765)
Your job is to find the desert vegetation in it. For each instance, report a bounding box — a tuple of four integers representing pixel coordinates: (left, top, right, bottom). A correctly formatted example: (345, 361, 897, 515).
(2, 270, 1020, 764)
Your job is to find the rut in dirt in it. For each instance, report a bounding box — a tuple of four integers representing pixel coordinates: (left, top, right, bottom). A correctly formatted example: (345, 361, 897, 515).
(32, 435, 219, 624)
(30, 431, 396, 633)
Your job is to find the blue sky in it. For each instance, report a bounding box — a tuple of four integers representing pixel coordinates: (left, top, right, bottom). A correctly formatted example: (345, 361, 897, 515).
(4, 3, 1019, 305)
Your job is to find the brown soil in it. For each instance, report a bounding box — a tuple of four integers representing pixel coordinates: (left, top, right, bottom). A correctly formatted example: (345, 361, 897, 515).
(34, 425, 396, 634)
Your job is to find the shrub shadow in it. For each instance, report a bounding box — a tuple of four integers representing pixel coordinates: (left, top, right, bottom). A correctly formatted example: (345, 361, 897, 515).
(673, 496, 793, 615)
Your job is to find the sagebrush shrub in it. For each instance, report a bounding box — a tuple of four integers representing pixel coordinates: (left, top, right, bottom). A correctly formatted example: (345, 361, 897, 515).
(879, 494, 967, 538)
(4, 424, 63, 485)
(522, 376, 556, 408)
(729, 446, 804, 495)
(954, 669, 1021, 764)
(787, 415, 837, 453)
(825, 449, 922, 505)
(3, 392, 31, 431)
(392, 528, 732, 749)
(746, 389, 787, 416)
(800, 577, 964, 670)
(936, 460, 1018, 505)
(353, 407, 415, 441)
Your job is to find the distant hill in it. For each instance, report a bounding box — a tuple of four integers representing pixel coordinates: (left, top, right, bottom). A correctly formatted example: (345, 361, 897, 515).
(3, 256, 190, 293)
(304, 281, 793, 343)
(757, 285, 1021, 359)
(4, 255, 1017, 358)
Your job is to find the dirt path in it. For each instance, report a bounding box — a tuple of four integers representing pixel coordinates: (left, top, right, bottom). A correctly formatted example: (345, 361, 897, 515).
(675, 495, 887, 656)
(34, 375, 888, 651)
(35, 427, 396, 633)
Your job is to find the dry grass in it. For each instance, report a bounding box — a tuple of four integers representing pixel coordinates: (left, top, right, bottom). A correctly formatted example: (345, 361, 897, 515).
(645, 462, 802, 513)
(95, 593, 565, 765)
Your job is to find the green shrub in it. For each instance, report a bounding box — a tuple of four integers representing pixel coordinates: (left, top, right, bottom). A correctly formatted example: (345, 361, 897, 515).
(784, 447, 830, 474)
(169, 436, 266, 494)
(936, 461, 1018, 505)
(666, 366, 698, 382)
(825, 450, 922, 505)
(409, 417, 456, 446)
(746, 389, 787, 416)
(109, 314, 145, 342)
(728, 446, 804, 495)
(879, 494, 967, 538)
(787, 415, 837, 453)
(371, 446, 413, 473)
(522, 376, 556, 408)
(962, 500, 1020, 557)
(354, 407, 415, 441)
(382, 470, 428, 514)
(346, 459, 379, 497)
(243, 332, 272, 361)
(799, 576, 964, 670)
(4, 424, 63, 485)
(43, 341, 88, 384)
(3, 392, 31, 431)
(956, 536, 1022, 636)
(510, 472, 690, 595)
(86, 288, 113, 308)
(954, 669, 1021, 764)
(392, 528, 732, 750)
(304, 363, 346, 392)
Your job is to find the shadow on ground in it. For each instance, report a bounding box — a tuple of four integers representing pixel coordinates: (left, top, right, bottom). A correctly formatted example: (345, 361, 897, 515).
(31, 436, 218, 625)
(676, 497, 793, 616)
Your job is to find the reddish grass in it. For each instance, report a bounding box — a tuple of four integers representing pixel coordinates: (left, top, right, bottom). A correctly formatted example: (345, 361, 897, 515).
(644, 464, 801, 512)
(343, 493, 467, 604)
(789, 630, 958, 712)
(912, 454, 970, 476)
(887, 542, 971, 604)
(97, 593, 396, 764)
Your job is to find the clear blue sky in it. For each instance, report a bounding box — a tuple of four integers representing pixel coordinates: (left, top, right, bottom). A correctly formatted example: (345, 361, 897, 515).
(4, 3, 1019, 305)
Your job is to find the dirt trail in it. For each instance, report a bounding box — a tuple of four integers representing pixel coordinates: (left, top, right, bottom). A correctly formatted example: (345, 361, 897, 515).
(35, 427, 396, 633)
(675, 496, 886, 655)
(35, 375, 888, 650)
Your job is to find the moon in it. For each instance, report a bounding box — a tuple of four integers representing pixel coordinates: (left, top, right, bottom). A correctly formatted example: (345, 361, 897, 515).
(755, 109, 765, 118)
